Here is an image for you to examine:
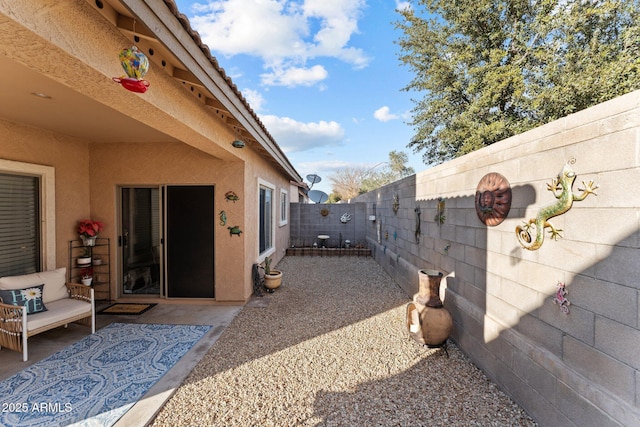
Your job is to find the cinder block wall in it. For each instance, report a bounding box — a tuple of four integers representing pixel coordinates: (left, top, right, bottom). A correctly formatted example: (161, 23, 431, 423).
(290, 202, 367, 248)
(351, 90, 640, 426)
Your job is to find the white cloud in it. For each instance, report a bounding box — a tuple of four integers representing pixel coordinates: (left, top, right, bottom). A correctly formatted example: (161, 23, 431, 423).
(241, 88, 266, 111)
(261, 65, 328, 87)
(187, 0, 370, 87)
(373, 106, 398, 122)
(260, 114, 345, 152)
(395, 1, 411, 12)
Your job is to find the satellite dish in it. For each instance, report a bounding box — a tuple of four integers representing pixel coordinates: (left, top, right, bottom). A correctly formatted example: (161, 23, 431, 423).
(306, 174, 322, 185)
(308, 190, 329, 204)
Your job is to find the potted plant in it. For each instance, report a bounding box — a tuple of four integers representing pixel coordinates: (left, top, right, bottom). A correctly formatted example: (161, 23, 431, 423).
(80, 267, 93, 286)
(262, 256, 282, 292)
(77, 247, 92, 266)
(77, 219, 104, 246)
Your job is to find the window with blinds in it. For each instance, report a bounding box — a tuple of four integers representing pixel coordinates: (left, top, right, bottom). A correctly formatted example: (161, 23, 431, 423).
(0, 173, 41, 277)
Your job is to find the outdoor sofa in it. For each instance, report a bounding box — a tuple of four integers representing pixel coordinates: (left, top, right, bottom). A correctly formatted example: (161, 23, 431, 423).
(0, 267, 95, 361)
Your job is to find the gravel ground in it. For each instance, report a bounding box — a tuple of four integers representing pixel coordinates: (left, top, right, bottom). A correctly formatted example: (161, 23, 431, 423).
(152, 257, 537, 426)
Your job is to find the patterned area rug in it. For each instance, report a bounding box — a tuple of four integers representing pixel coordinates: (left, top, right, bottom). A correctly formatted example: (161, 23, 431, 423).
(0, 322, 211, 427)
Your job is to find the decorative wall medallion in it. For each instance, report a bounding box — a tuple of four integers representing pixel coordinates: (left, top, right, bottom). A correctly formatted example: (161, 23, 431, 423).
(475, 173, 512, 226)
(516, 159, 598, 250)
(320, 208, 330, 216)
(340, 213, 352, 223)
(392, 194, 400, 214)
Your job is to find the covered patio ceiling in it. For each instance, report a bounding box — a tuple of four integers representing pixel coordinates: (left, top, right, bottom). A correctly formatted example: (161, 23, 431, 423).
(0, 0, 301, 182)
(0, 52, 178, 144)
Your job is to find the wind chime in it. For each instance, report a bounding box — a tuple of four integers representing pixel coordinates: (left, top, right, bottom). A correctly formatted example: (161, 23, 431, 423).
(112, 19, 150, 93)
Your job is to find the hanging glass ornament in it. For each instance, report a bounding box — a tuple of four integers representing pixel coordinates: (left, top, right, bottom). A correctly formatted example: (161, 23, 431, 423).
(112, 45, 150, 93)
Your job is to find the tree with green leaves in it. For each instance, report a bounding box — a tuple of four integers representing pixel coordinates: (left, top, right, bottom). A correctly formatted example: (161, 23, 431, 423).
(396, 0, 640, 165)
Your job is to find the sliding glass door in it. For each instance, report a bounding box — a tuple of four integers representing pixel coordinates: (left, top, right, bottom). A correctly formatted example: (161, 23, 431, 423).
(121, 187, 161, 296)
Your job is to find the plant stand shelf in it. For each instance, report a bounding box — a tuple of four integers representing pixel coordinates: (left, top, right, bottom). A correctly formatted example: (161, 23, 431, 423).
(69, 238, 111, 302)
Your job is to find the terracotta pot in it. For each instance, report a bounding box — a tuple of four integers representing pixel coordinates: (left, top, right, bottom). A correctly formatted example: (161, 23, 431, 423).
(407, 269, 453, 347)
(419, 305, 453, 347)
(264, 270, 282, 290)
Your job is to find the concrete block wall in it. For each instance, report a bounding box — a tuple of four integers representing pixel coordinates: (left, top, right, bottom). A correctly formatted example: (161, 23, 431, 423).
(289, 202, 367, 248)
(351, 90, 640, 426)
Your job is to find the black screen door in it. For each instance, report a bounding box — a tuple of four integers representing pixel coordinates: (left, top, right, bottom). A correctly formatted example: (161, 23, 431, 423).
(165, 185, 215, 298)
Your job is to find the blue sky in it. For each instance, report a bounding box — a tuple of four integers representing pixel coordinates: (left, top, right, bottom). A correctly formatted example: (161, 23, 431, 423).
(174, 0, 425, 195)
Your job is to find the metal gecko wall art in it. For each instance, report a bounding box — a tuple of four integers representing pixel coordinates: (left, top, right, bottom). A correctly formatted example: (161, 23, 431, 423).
(516, 158, 598, 250)
(414, 206, 421, 243)
(553, 282, 571, 314)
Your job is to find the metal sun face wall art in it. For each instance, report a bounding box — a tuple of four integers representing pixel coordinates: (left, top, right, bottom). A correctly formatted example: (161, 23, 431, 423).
(475, 172, 512, 226)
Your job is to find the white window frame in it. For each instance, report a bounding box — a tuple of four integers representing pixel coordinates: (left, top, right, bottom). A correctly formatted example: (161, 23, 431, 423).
(279, 189, 288, 226)
(257, 178, 275, 261)
(0, 159, 56, 271)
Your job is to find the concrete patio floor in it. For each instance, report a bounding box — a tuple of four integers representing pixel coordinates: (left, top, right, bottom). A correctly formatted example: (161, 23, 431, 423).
(0, 301, 243, 426)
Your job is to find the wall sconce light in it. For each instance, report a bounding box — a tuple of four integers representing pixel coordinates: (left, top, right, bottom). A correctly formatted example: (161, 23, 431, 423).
(231, 140, 245, 148)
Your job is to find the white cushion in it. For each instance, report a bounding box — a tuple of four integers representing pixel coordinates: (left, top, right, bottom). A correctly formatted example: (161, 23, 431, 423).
(26, 298, 91, 332)
(0, 268, 68, 304)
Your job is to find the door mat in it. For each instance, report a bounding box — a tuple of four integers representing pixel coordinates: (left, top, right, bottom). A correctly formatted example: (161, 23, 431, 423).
(97, 303, 157, 315)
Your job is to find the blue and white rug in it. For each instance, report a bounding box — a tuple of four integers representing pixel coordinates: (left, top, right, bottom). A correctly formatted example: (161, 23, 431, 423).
(0, 322, 211, 427)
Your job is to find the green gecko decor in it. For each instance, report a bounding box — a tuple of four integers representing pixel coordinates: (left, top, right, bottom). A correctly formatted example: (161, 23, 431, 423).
(516, 159, 598, 250)
(434, 197, 446, 224)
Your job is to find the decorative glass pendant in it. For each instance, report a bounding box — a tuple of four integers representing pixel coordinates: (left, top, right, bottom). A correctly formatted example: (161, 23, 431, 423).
(112, 46, 150, 93)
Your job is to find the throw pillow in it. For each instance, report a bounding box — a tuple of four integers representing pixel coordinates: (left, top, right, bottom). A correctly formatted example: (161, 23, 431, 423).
(0, 284, 48, 314)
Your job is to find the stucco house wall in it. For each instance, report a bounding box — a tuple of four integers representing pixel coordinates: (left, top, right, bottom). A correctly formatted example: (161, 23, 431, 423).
(352, 90, 640, 426)
(0, 0, 300, 303)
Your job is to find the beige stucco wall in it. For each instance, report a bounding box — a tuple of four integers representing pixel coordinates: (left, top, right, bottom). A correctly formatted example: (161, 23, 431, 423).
(90, 141, 248, 302)
(0, 0, 294, 303)
(0, 119, 90, 268)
